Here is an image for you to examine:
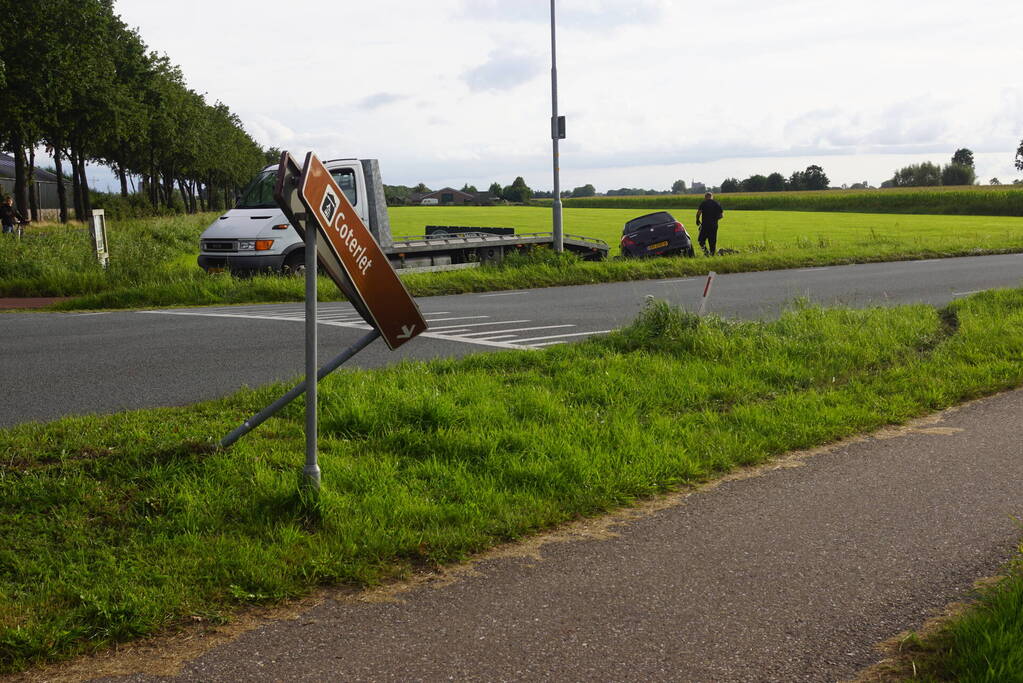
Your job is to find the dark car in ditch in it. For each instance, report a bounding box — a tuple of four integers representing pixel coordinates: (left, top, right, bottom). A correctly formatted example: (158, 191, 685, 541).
(620, 211, 695, 258)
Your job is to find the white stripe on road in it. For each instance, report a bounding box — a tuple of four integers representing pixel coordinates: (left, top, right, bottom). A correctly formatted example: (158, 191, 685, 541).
(140, 310, 533, 351)
(479, 291, 531, 297)
(455, 324, 574, 338)
(514, 329, 614, 343)
(429, 320, 530, 330)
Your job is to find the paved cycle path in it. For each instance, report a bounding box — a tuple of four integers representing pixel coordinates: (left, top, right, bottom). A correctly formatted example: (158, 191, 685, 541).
(25, 389, 1023, 682)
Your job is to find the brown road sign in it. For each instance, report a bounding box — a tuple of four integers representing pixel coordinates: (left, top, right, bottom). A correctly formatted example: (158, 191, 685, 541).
(273, 152, 371, 324)
(298, 152, 427, 349)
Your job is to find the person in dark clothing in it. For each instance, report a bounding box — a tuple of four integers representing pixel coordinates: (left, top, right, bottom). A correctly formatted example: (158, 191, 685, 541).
(695, 192, 724, 255)
(0, 196, 26, 235)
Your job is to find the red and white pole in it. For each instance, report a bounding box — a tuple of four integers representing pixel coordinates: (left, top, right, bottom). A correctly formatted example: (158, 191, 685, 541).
(698, 271, 716, 316)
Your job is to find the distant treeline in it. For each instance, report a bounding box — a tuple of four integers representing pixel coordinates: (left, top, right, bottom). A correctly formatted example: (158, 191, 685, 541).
(535, 187, 1023, 217)
(1, 1, 268, 222)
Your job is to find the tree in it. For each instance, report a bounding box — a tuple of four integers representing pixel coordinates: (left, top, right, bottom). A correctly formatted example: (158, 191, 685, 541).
(671, 179, 687, 194)
(720, 178, 740, 193)
(802, 165, 829, 190)
(570, 183, 596, 198)
(501, 176, 533, 203)
(1015, 139, 1023, 172)
(941, 163, 976, 186)
(460, 183, 478, 194)
(765, 172, 786, 192)
(889, 162, 941, 187)
(951, 148, 974, 168)
(989, 178, 1001, 185)
(412, 182, 430, 193)
(488, 181, 503, 196)
(740, 174, 768, 192)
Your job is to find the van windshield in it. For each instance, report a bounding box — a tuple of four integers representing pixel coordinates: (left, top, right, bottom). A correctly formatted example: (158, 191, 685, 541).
(235, 168, 358, 209)
(236, 170, 278, 209)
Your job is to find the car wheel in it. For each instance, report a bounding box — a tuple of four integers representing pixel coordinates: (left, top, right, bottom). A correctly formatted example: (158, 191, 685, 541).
(283, 250, 305, 275)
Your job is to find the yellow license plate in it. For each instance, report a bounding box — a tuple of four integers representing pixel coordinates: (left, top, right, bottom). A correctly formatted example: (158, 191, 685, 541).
(207, 267, 225, 274)
(646, 241, 669, 250)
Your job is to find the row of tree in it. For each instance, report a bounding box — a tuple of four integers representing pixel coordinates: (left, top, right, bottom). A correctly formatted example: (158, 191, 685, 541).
(881, 149, 977, 188)
(719, 165, 831, 193)
(0, 1, 267, 222)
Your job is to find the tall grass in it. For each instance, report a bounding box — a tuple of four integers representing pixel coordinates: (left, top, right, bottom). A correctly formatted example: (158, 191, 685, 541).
(539, 186, 1023, 216)
(2, 289, 1023, 672)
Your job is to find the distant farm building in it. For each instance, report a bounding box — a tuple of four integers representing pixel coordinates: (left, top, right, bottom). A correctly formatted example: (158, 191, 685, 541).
(408, 187, 496, 206)
(0, 153, 61, 212)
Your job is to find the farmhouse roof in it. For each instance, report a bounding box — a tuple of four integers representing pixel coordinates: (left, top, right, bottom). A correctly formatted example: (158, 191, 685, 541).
(0, 153, 60, 182)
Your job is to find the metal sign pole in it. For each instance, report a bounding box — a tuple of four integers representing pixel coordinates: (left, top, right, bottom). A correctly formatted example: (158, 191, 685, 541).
(303, 227, 320, 490)
(550, 0, 564, 253)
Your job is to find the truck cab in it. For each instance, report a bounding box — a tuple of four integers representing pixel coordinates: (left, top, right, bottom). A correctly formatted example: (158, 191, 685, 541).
(198, 158, 375, 274)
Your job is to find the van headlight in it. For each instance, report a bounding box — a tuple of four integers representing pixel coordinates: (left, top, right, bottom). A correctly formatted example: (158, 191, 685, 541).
(238, 239, 275, 251)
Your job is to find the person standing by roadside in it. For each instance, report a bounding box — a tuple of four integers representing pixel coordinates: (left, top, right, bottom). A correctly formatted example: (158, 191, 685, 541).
(0, 196, 26, 236)
(695, 192, 724, 256)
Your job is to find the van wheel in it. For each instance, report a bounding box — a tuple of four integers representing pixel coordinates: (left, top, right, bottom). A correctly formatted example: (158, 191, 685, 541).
(283, 250, 305, 275)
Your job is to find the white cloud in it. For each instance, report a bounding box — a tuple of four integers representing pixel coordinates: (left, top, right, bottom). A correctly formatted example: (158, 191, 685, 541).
(107, 0, 1023, 190)
(463, 48, 545, 92)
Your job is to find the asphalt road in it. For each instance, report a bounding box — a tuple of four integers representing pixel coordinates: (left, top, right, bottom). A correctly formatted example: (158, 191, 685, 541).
(1, 253, 1021, 428)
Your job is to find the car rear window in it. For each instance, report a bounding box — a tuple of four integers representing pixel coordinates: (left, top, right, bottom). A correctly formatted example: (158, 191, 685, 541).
(624, 211, 673, 234)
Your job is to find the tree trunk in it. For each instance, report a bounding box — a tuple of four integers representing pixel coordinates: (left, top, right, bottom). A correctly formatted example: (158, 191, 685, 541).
(27, 146, 40, 222)
(78, 154, 92, 216)
(69, 148, 83, 221)
(11, 135, 30, 220)
(53, 142, 69, 223)
(118, 164, 129, 197)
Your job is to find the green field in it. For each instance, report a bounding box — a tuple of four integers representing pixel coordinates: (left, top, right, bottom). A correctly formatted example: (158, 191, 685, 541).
(2, 290, 1023, 674)
(538, 185, 1023, 216)
(2, 207, 1023, 310)
(392, 205, 1023, 253)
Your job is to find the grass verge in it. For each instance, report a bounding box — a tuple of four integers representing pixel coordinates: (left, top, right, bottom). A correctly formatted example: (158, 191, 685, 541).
(3, 289, 1023, 673)
(4, 208, 1023, 310)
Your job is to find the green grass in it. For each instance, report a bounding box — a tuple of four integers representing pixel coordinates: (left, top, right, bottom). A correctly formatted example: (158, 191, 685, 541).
(539, 185, 1023, 216)
(885, 545, 1023, 682)
(3, 288, 1023, 673)
(4, 207, 1023, 310)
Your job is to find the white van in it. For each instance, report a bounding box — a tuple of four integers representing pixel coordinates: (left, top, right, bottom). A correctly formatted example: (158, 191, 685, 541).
(198, 158, 386, 274)
(420, 197, 439, 206)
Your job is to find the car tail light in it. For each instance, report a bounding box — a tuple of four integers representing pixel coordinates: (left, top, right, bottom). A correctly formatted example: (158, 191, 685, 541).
(621, 236, 636, 247)
(673, 221, 686, 234)
(255, 240, 274, 251)
(272, 224, 290, 230)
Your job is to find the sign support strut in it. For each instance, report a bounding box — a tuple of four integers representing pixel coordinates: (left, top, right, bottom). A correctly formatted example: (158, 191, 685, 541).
(219, 328, 381, 451)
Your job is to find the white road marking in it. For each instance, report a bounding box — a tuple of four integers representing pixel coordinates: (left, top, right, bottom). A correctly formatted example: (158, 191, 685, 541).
(953, 290, 982, 297)
(659, 278, 698, 284)
(422, 316, 490, 323)
(514, 329, 614, 343)
(479, 291, 530, 297)
(141, 310, 533, 350)
(455, 324, 574, 337)
(428, 320, 529, 330)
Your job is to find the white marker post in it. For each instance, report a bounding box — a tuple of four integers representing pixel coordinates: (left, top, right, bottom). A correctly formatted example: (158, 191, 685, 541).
(698, 271, 716, 317)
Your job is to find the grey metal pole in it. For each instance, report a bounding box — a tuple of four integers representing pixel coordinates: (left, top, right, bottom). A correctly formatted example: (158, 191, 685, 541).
(550, 0, 564, 252)
(220, 328, 381, 449)
(302, 229, 320, 489)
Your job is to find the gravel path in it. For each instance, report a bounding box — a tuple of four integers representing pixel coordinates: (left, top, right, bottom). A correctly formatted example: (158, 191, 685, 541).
(21, 389, 1023, 682)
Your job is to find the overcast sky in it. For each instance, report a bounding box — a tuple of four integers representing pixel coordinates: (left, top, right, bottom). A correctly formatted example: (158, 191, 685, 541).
(108, 0, 1023, 192)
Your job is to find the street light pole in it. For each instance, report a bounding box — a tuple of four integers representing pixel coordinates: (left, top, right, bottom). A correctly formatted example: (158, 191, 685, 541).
(550, 0, 564, 252)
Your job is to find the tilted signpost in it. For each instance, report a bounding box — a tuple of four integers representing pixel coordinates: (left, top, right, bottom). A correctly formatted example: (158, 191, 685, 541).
(221, 151, 428, 489)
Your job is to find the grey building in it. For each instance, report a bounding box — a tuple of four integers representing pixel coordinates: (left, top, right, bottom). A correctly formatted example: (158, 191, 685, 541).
(0, 153, 61, 211)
